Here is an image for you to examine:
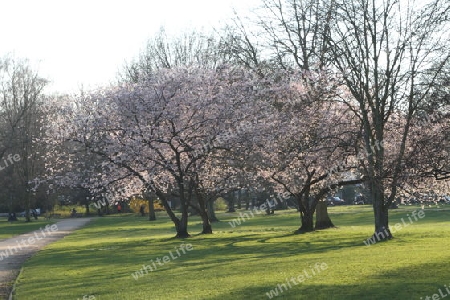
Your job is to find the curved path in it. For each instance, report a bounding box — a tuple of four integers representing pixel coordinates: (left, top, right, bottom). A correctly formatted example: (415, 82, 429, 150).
(0, 218, 92, 299)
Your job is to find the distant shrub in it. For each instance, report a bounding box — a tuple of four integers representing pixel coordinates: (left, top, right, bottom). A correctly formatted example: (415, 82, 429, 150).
(129, 197, 165, 213)
(215, 197, 228, 211)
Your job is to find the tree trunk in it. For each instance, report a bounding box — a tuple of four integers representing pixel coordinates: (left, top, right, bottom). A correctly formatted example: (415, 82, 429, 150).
(236, 190, 242, 209)
(207, 199, 219, 222)
(296, 209, 314, 233)
(25, 190, 31, 222)
(252, 196, 257, 209)
(155, 190, 190, 238)
(172, 204, 190, 238)
(201, 223, 213, 234)
(187, 201, 212, 234)
(200, 210, 213, 234)
(295, 194, 315, 234)
(85, 203, 90, 215)
(227, 194, 235, 212)
(315, 200, 335, 230)
(194, 190, 213, 234)
(245, 195, 250, 210)
(371, 183, 392, 241)
(175, 214, 190, 238)
(177, 183, 191, 238)
(148, 198, 156, 221)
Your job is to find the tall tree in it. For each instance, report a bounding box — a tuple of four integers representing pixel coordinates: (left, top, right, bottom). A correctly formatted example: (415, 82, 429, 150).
(327, 0, 450, 240)
(0, 56, 47, 219)
(249, 73, 360, 232)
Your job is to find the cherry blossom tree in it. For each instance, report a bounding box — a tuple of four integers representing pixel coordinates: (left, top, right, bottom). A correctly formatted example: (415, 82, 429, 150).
(398, 107, 449, 194)
(45, 65, 264, 237)
(241, 70, 362, 232)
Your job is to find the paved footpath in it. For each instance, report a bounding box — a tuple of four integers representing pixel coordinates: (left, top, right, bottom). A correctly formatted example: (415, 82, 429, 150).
(0, 218, 92, 299)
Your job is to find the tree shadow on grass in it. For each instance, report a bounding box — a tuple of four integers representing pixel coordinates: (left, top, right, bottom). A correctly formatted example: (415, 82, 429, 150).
(18, 229, 368, 291)
(205, 261, 450, 300)
(14, 214, 450, 299)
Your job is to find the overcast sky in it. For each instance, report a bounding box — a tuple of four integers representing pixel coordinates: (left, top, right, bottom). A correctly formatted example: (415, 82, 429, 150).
(0, 0, 258, 93)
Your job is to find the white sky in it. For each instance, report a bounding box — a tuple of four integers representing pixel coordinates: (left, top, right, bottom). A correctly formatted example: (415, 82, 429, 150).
(0, 0, 258, 94)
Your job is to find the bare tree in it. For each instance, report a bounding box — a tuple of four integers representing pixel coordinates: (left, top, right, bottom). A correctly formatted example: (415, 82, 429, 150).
(327, 0, 450, 240)
(222, 0, 335, 72)
(119, 28, 232, 83)
(0, 56, 48, 220)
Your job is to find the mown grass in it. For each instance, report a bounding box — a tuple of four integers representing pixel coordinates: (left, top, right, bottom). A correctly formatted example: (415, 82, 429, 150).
(0, 219, 54, 240)
(12, 205, 450, 300)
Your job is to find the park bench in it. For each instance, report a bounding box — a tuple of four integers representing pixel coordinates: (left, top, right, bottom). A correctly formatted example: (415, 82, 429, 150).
(74, 213, 84, 218)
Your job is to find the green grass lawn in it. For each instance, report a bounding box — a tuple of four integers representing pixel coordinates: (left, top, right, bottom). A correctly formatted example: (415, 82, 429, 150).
(0, 218, 54, 240)
(12, 205, 450, 300)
